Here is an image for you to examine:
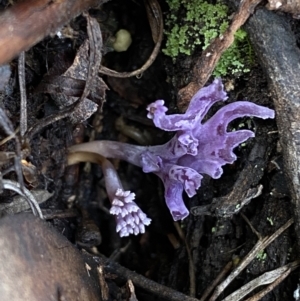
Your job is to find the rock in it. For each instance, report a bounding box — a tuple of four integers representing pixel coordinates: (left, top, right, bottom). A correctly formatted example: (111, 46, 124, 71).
(0, 213, 100, 301)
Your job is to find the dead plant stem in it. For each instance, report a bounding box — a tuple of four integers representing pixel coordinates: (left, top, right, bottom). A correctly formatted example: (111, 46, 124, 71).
(208, 218, 294, 301)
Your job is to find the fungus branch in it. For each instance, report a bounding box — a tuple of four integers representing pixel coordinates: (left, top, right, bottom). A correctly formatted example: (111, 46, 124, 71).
(68, 151, 151, 237)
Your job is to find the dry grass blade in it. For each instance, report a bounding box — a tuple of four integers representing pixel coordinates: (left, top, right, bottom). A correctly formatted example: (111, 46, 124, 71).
(174, 222, 196, 297)
(243, 267, 293, 301)
(18, 51, 27, 137)
(222, 260, 300, 301)
(207, 218, 294, 301)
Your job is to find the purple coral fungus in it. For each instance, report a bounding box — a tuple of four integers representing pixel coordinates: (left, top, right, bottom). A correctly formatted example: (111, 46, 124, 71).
(68, 78, 275, 234)
(68, 152, 151, 237)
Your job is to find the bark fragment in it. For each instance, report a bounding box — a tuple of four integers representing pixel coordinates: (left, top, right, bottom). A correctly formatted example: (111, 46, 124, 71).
(244, 7, 300, 248)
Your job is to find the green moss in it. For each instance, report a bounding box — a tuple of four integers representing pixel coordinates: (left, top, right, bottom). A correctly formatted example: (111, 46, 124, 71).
(163, 0, 253, 77)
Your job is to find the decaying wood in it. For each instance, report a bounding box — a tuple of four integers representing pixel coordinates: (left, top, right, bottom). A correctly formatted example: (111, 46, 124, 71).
(243, 7, 300, 250)
(0, 0, 105, 65)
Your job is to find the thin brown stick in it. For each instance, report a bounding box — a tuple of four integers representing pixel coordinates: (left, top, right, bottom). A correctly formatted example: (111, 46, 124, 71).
(241, 213, 262, 240)
(0, 0, 102, 65)
(177, 0, 262, 109)
(0, 127, 19, 146)
(94, 254, 201, 301)
(174, 222, 196, 297)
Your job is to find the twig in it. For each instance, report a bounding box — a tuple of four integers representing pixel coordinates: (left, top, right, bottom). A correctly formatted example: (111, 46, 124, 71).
(99, 0, 163, 78)
(18, 51, 27, 137)
(241, 213, 262, 240)
(42, 209, 78, 220)
(0, 127, 19, 146)
(243, 267, 293, 301)
(174, 222, 196, 297)
(0, 189, 52, 216)
(109, 241, 131, 261)
(208, 218, 294, 301)
(94, 254, 200, 301)
(222, 260, 300, 301)
(177, 0, 262, 109)
(97, 265, 109, 301)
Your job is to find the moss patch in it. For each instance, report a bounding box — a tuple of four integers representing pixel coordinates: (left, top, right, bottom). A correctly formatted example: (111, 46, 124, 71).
(163, 0, 253, 76)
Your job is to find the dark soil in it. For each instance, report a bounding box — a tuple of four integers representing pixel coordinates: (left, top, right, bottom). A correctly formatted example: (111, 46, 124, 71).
(0, 0, 299, 300)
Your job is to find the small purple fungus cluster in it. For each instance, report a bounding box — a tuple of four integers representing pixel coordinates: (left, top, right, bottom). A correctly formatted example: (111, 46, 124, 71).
(101, 159, 151, 236)
(68, 79, 275, 237)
